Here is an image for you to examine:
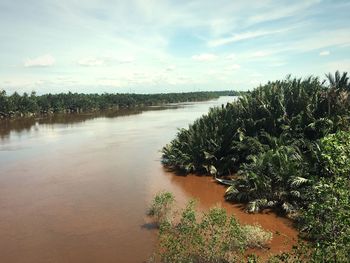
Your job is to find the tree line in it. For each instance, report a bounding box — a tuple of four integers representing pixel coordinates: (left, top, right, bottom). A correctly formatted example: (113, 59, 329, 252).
(0, 90, 240, 118)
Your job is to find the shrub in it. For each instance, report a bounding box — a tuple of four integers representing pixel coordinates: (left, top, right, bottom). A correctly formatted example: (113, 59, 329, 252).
(299, 176, 350, 262)
(296, 131, 350, 262)
(319, 131, 350, 177)
(148, 192, 175, 225)
(148, 193, 272, 263)
(242, 224, 273, 249)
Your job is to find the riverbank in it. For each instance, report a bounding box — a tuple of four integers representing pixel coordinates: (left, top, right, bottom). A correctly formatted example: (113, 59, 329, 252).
(160, 72, 350, 262)
(164, 173, 298, 258)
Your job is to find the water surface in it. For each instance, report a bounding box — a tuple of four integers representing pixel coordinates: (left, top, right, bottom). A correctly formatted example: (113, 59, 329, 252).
(0, 97, 296, 262)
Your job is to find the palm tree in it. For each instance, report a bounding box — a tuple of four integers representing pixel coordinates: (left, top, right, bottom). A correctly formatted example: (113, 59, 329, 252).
(162, 71, 350, 214)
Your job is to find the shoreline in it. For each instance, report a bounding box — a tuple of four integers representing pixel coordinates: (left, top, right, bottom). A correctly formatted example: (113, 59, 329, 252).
(163, 173, 298, 258)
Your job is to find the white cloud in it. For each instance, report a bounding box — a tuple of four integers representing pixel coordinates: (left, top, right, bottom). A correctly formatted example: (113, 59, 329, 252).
(165, 65, 176, 71)
(79, 55, 136, 66)
(192, 53, 218, 61)
(319, 50, 330, 56)
(251, 73, 263, 78)
(24, 54, 55, 67)
(226, 64, 241, 70)
(208, 30, 279, 47)
(97, 79, 122, 87)
(251, 51, 270, 57)
(269, 61, 287, 67)
(207, 69, 219, 75)
(35, 80, 46, 85)
(240, 28, 349, 59)
(226, 53, 236, 60)
(247, 0, 321, 25)
(326, 59, 350, 72)
(250, 80, 261, 86)
(78, 58, 104, 66)
(117, 55, 135, 64)
(290, 29, 350, 52)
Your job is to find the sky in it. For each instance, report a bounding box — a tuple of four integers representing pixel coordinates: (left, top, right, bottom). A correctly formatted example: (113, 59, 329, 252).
(0, 0, 350, 94)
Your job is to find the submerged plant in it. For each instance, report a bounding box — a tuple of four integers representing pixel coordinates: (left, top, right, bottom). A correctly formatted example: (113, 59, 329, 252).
(148, 191, 175, 225)
(242, 224, 273, 249)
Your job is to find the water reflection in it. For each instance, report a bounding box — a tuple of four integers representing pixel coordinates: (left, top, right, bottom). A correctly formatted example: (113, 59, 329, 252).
(0, 105, 182, 140)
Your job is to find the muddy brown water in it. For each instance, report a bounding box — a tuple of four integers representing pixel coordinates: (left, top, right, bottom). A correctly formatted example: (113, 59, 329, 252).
(0, 97, 297, 263)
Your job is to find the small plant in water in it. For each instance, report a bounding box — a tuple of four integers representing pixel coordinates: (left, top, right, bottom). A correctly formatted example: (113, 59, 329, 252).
(148, 191, 175, 225)
(242, 224, 273, 249)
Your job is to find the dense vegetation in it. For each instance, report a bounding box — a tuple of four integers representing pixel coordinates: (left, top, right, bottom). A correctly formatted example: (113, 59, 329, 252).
(0, 90, 238, 118)
(161, 71, 350, 261)
(148, 192, 272, 263)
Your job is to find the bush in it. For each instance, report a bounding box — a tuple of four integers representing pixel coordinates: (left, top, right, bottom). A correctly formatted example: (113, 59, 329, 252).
(319, 131, 350, 177)
(148, 193, 272, 263)
(296, 131, 350, 262)
(242, 224, 273, 249)
(298, 176, 350, 262)
(148, 192, 175, 225)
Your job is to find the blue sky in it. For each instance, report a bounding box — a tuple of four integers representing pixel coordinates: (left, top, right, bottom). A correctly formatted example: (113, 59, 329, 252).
(0, 0, 350, 94)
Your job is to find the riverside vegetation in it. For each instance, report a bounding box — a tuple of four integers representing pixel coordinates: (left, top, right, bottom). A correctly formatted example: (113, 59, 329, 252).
(148, 192, 272, 263)
(160, 71, 350, 262)
(0, 90, 238, 118)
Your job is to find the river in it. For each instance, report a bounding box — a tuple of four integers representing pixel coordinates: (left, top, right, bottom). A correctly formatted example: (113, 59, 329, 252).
(0, 97, 297, 263)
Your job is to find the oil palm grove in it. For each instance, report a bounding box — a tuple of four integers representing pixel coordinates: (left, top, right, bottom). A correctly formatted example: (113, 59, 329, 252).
(162, 71, 350, 262)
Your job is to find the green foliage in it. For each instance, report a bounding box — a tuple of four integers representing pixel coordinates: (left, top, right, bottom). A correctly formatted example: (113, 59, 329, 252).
(266, 242, 313, 263)
(148, 194, 272, 263)
(157, 200, 202, 262)
(148, 192, 175, 225)
(269, 132, 350, 262)
(225, 144, 310, 213)
(241, 224, 273, 249)
(299, 174, 350, 262)
(162, 71, 350, 214)
(302, 132, 350, 260)
(319, 131, 350, 177)
(0, 90, 239, 118)
(161, 72, 350, 261)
